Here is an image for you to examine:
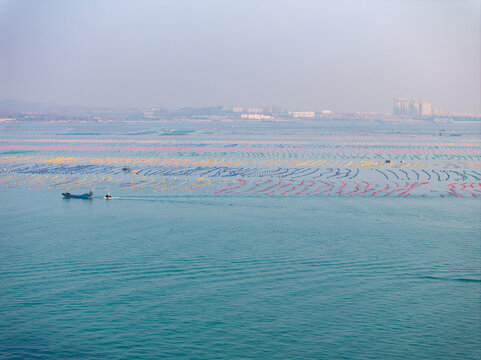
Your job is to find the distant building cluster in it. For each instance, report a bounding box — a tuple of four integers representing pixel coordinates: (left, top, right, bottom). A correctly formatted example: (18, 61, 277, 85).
(288, 111, 315, 118)
(241, 113, 273, 120)
(3, 99, 480, 124)
(393, 97, 431, 116)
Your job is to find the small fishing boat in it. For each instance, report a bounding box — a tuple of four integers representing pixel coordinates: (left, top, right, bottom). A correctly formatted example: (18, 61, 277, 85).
(62, 191, 93, 199)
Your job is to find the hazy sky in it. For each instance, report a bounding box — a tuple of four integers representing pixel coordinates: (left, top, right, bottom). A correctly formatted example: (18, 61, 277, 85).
(0, 0, 480, 113)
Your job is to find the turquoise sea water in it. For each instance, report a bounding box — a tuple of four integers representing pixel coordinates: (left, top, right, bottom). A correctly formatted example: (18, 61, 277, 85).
(1, 189, 480, 359)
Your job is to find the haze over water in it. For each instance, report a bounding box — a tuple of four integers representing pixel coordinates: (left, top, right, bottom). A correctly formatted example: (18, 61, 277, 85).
(1, 0, 480, 113)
